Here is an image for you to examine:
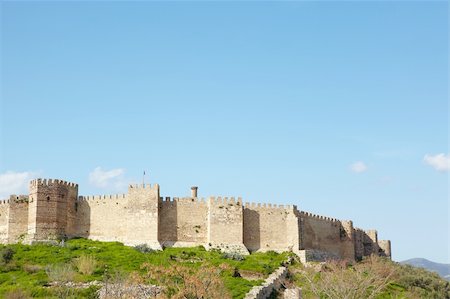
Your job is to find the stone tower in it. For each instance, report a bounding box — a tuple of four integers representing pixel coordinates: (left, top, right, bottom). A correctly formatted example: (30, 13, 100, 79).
(27, 179, 78, 242)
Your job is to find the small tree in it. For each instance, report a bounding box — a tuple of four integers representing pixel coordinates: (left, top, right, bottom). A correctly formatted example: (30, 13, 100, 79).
(1, 247, 15, 264)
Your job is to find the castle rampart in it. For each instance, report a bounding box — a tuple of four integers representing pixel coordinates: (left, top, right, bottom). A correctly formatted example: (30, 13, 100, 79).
(159, 196, 208, 247)
(0, 178, 392, 261)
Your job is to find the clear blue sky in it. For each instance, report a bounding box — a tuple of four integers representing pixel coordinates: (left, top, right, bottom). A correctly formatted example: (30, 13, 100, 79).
(0, 1, 448, 263)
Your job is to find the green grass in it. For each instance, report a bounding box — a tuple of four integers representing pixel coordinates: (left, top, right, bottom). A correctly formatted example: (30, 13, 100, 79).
(0, 239, 289, 298)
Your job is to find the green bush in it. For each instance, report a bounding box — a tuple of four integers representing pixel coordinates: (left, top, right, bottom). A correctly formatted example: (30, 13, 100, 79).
(74, 255, 98, 275)
(222, 251, 245, 261)
(1, 247, 15, 264)
(133, 243, 154, 253)
(45, 264, 75, 283)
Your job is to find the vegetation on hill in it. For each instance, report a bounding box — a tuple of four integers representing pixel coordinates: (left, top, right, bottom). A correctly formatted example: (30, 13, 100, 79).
(0, 238, 289, 298)
(401, 258, 450, 281)
(291, 255, 450, 299)
(2, 239, 448, 299)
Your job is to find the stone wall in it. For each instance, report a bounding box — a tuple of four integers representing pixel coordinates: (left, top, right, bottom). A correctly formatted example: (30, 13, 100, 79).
(207, 197, 248, 254)
(243, 204, 299, 253)
(75, 194, 129, 242)
(1, 177, 391, 261)
(244, 266, 288, 299)
(76, 184, 161, 249)
(378, 240, 391, 258)
(299, 212, 345, 257)
(125, 184, 160, 247)
(7, 195, 29, 243)
(0, 201, 10, 243)
(297, 249, 340, 263)
(354, 228, 387, 260)
(159, 197, 208, 247)
(27, 179, 78, 241)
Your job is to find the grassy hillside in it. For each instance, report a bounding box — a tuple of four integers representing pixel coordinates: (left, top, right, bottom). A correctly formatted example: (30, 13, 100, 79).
(3, 239, 448, 299)
(0, 238, 290, 298)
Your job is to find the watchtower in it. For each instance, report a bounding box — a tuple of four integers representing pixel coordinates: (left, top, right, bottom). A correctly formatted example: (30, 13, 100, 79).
(27, 179, 78, 242)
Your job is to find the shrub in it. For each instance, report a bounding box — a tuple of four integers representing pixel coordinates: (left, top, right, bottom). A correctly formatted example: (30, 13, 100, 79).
(222, 251, 245, 261)
(22, 264, 43, 274)
(45, 264, 76, 283)
(394, 263, 450, 298)
(74, 255, 98, 275)
(1, 247, 15, 264)
(142, 262, 231, 299)
(296, 255, 396, 299)
(133, 243, 154, 253)
(4, 289, 29, 299)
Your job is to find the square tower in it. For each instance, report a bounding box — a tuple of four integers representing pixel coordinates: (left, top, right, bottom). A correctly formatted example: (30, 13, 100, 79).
(27, 179, 78, 242)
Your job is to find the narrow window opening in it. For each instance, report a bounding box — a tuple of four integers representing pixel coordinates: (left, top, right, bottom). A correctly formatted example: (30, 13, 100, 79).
(46, 196, 50, 201)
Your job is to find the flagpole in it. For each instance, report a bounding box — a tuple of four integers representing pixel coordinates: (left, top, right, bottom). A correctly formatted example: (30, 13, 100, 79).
(143, 170, 145, 186)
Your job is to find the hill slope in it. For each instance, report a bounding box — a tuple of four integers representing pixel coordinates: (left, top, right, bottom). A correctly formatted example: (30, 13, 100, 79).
(401, 258, 450, 280)
(0, 239, 290, 298)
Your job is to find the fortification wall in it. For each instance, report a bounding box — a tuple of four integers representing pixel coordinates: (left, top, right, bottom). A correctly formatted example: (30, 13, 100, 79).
(354, 228, 380, 260)
(299, 211, 347, 258)
(76, 184, 161, 249)
(378, 240, 391, 258)
(0, 177, 391, 261)
(27, 179, 78, 241)
(123, 184, 160, 247)
(7, 195, 29, 243)
(159, 197, 208, 246)
(339, 220, 356, 260)
(0, 200, 10, 244)
(65, 185, 80, 238)
(244, 203, 299, 253)
(207, 197, 248, 254)
(354, 228, 365, 260)
(75, 193, 128, 241)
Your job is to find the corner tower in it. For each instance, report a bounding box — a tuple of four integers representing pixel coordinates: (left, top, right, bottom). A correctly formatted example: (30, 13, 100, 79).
(27, 179, 78, 242)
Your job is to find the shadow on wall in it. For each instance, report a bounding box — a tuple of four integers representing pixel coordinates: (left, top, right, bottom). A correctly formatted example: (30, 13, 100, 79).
(243, 208, 260, 252)
(74, 199, 91, 239)
(159, 200, 178, 244)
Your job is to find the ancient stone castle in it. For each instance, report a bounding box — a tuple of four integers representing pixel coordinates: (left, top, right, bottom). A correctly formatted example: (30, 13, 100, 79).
(0, 178, 391, 261)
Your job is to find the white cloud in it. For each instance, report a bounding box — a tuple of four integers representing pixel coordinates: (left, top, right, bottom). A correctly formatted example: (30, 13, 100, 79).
(88, 167, 126, 189)
(350, 161, 368, 173)
(424, 153, 449, 172)
(0, 171, 38, 199)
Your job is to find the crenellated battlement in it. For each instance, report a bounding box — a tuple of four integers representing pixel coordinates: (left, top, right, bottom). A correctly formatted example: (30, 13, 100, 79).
(128, 183, 159, 190)
(299, 210, 340, 223)
(0, 176, 391, 261)
(78, 194, 127, 202)
(208, 196, 243, 205)
(244, 201, 297, 211)
(159, 196, 207, 204)
(30, 178, 78, 188)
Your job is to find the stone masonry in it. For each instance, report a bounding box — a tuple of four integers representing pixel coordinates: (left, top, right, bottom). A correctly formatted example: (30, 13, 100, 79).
(0, 178, 391, 261)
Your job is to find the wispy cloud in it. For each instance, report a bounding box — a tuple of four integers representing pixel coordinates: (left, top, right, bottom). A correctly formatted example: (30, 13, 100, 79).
(0, 171, 38, 199)
(88, 167, 126, 189)
(350, 161, 368, 173)
(424, 153, 449, 172)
